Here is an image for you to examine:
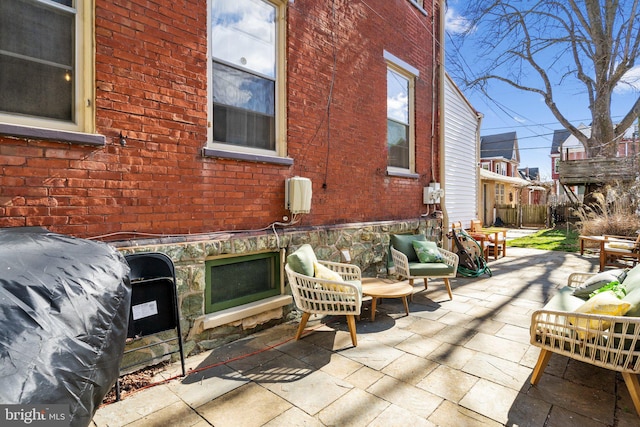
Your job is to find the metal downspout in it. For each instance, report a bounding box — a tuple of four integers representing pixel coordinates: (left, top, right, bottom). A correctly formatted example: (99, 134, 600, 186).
(437, 1, 448, 245)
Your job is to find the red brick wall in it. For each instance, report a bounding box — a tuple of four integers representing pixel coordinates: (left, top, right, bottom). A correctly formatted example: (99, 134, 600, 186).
(0, 0, 442, 239)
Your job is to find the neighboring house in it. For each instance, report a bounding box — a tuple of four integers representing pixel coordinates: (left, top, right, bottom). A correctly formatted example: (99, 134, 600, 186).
(479, 132, 530, 225)
(550, 123, 639, 203)
(0, 1, 444, 352)
(518, 167, 547, 205)
(443, 73, 482, 231)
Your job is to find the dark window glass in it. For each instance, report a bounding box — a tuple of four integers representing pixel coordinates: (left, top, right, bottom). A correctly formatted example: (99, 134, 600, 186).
(388, 120, 410, 169)
(211, 0, 277, 150)
(205, 252, 281, 313)
(0, 0, 74, 121)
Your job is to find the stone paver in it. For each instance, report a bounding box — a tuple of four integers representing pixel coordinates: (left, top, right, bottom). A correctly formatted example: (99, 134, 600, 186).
(197, 383, 291, 427)
(92, 247, 640, 427)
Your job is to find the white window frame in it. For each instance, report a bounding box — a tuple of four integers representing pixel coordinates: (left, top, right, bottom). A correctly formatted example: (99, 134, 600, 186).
(206, 0, 287, 161)
(495, 183, 505, 205)
(0, 0, 94, 134)
(384, 51, 418, 176)
(408, 0, 428, 15)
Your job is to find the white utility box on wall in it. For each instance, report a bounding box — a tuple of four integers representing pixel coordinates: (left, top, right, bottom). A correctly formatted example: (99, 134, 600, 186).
(285, 177, 312, 214)
(423, 182, 444, 204)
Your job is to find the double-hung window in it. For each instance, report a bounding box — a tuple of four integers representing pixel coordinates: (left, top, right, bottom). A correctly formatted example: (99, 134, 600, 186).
(0, 0, 93, 132)
(495, 184, 505, 205)
(385, 52, 417, 175)
(209, 0, 286, 159)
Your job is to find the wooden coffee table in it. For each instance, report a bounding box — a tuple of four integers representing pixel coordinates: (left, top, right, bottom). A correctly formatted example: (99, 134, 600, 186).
(361, 278, 413, 321)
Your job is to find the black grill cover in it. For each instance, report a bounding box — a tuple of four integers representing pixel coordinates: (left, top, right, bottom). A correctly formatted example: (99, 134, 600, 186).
(0, 228, 131, 427)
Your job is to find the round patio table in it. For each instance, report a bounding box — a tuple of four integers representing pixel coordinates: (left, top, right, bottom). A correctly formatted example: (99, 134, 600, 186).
(361, 278, 413, 321)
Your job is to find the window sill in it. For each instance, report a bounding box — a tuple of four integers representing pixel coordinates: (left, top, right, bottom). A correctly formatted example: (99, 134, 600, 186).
(0, 123, 105, 146)
(387, 168, 420, 179)
(193, 295, 293, 332)
(202, 147, 294, 166)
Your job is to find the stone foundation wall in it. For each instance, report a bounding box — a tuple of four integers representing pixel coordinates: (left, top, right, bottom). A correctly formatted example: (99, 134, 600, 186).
(115, 218, 442, 365)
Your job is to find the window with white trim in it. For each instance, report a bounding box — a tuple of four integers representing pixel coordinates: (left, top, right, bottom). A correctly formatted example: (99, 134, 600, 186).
(210, 0, 285, 157)
(385, 52, 417, 174)
(0, 0, 93, 132)
(387, 68, 411, 170)
(495, 184, 505, 205)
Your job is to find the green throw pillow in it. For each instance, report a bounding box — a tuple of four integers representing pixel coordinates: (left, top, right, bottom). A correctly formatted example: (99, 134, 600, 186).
(572, 269, 627, 299)
(286, 244, 317, 276)
(390, 234, 426, 263)
(412, 240, 443, 263)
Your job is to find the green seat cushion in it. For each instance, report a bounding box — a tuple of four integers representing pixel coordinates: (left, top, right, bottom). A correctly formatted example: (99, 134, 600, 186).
(542, 287, 586, 312)
(286, 244, 317, 276)
(412, 240, 444, 263)
(408, 262, 455, 276)
(572, 269, 627, 298)
(390, 234, 426, 263)
(623, 264, 640, 293)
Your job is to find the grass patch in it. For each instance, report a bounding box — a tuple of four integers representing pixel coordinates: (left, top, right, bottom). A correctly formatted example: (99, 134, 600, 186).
(507, 228, 579, 252)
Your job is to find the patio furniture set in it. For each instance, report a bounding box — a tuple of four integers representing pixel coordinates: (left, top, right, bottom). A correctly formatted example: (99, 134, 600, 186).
(284, 229, 640, 418)
(284, 234, 459, 347)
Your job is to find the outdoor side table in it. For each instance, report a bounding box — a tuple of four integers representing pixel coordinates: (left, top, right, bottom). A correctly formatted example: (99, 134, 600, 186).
(361, 278, 413, 321)
(471, 228, 507, 260)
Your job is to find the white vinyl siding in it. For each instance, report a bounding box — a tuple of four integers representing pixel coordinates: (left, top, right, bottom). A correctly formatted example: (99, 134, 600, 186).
(443, 74, 479, 230)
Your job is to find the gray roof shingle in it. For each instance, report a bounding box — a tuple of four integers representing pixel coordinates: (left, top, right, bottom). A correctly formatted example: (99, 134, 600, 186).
(480, 131, 518, 160)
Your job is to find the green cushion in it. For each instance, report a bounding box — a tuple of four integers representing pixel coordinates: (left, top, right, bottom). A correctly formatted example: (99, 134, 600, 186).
(345, 280, 363, 296)
(542, 287, 586, 312)
(613, 288, 640, 350)
(286, 244, 317, 276)
(623, 264, 640, 293)
(572, 269, 627, 298)
(412, 240, 443, 263)
(623, 287, 640, 317)
(408, 262, 455, 276)
(390, 234, 426, 263)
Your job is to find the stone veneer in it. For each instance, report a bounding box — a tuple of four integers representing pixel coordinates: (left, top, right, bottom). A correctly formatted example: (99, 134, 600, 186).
(114, 218, 442, 369)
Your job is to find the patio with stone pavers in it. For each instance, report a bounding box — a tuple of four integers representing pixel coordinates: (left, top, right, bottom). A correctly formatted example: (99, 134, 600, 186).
(92, 247, 640, 427)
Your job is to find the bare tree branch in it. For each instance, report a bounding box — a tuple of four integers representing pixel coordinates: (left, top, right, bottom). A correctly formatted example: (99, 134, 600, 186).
(450, 0, 640, 159)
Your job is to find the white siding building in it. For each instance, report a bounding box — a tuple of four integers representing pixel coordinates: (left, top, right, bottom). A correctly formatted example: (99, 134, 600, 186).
(443, 73, 482, 230)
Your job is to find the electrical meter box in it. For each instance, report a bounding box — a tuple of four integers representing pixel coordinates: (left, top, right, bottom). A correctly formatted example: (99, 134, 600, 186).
(285, 177, 312, 214)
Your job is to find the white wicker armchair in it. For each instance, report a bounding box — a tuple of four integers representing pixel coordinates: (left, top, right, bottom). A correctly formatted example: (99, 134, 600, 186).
(530, 272, 640, 416)
(285, 259, 362, 347)
(389, 234, 458, 300)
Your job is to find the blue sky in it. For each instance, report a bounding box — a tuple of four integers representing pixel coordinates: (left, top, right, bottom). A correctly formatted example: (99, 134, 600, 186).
(444, 1, 640, 181)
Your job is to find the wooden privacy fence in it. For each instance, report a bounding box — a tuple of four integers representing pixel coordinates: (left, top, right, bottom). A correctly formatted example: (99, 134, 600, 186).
(495, 204, 548, 226)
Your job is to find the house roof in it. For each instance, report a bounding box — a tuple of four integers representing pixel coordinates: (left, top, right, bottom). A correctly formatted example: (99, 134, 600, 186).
(518, 167, 540, 181)
(480, 131, 519, 161)
(550, 129, 571, 154)
(480, 168, 530, 186)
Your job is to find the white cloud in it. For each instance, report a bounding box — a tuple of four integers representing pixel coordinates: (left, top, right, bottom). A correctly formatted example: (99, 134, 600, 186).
(512, 116, 526, 123)
(388, 93, 409, 123)
(614, 65, 640, 94)
(445, 7, 473, 34)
